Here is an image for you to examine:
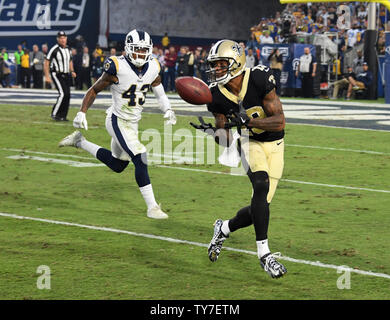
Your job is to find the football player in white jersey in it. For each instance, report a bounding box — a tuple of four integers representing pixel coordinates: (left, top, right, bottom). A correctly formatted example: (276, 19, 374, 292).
(58, 29, 176, 219)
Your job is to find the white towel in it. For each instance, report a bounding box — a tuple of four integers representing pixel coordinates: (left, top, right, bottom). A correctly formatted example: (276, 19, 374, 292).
(218, 131, 241, 167)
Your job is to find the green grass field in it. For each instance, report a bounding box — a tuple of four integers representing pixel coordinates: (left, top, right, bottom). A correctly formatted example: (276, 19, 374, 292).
(0, 104, 389, 300)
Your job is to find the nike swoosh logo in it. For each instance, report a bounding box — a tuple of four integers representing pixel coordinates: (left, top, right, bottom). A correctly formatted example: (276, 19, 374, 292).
(277, 141, 283, 145)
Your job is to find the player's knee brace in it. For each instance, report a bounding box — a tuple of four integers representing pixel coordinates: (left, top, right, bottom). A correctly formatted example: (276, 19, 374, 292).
(132, 153, 150, 187)
(250, 171, 270, 199)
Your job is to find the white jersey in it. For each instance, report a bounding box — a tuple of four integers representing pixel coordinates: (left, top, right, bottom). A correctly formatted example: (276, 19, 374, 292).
(103, 55, 161, 122)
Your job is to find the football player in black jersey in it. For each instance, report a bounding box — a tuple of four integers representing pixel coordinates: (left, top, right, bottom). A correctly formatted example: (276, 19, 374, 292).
(191, 39, 287, 278)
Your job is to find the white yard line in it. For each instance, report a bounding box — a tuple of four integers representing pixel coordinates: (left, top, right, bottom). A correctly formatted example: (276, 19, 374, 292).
(0, 212, 389, 280)
(6, 155, 104, 168)
(2, 148, 389, 193)
(156, 165, 390, 194)
(0, 115, 388, 155)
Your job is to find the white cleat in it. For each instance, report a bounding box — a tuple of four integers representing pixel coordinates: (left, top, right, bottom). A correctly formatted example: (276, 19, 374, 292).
(147, 204, 169, 219)
(58, 130, 84, 148)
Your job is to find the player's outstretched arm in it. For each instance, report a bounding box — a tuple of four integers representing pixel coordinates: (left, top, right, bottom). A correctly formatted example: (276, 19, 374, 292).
(247, 89, 285, 132)
(152, 75, 176, 125)
(73, 72, 118, 130)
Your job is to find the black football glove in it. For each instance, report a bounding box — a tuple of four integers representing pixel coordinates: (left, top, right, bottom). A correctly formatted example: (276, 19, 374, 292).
(224, 100, 251, 129)
(190, 116, 217, 134)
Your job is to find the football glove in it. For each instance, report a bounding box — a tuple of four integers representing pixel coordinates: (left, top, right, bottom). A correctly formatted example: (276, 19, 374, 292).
(224, 100, 250, 129)
(73, 111, 88, 130)
(164, 109, 177, 125)
(190, 116, 216, 134)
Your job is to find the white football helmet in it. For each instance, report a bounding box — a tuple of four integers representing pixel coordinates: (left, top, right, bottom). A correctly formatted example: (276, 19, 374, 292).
(124, 29, 153, 67)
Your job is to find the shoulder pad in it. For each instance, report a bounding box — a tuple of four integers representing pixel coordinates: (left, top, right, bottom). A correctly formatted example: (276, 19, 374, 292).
(103, 56, 119, 76)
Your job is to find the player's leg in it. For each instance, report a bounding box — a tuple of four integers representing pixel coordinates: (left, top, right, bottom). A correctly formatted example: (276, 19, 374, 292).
(258, 139, 287, 278)
(60, 74, 71, 120)
(58, 130, 129, 173)
(207, 205, 252, 262)
(244, 140, 287, 277)
(108, 113, 168, 219)
(51, 72, 65, 120)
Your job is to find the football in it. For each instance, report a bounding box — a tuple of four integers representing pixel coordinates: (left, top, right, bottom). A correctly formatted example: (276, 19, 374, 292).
(175, 76, 212, 105)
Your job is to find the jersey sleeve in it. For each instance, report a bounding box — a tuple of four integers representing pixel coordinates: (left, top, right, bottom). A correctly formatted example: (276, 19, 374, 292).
(252, 66, 276, 96)
(151, 58, 161, 83)
(103, 56, 118, 76)
(207, 86, 224, 114)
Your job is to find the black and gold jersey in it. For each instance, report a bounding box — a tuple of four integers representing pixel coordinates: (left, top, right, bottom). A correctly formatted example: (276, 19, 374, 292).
(207, 65, 284, 142)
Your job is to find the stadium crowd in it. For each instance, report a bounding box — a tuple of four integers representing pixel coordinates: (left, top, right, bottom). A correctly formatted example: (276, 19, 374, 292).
(0, 2, 388, 100)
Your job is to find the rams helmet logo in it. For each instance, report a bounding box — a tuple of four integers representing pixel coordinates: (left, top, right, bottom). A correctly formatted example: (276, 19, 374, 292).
(104, 61, 111, 72)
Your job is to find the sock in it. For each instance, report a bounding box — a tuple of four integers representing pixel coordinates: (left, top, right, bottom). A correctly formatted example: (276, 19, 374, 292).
(139, 184, 158, 210)
(77, 139, 100, 157)
(221, 220, 230, 237)
(257, 239, 271, 259)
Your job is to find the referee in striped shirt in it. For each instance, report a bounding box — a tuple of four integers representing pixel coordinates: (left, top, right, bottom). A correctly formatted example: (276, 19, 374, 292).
(44, 31, 76, 121)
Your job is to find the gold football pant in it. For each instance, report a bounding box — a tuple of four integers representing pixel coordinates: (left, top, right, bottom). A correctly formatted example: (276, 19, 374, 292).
(240, 138, 284, 203)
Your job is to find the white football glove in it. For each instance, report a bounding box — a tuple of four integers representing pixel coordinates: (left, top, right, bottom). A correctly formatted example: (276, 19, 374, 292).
(73, 111, 88, 130)
(164, 109, 176, 125)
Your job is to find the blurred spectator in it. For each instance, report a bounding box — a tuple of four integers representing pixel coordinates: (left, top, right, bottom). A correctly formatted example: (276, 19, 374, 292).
(0, 47, 8, 61)
(353, 49, 364, 74)
(30, 44, 44, 88)
(95, 44, 105, 63)
(72, 48, 82, 89)
(74, 34, 86, 52)
(331, 65, 355, 99)
(246, 33, 259, 51)
(0, 50, 11, 88)
(195, 49, 208, 83)
(246, 48, 258, 68)
(110, 47, 117, 56)
(80, 46, 92, 90)
(42, 44, 50, 88)
(156, 48, 165, 80)
(260, 30, 274, 44)
(296, 47, 317, 98)
(177, 46, 194, 77)
(357, 5, 368, 20)
(20, 49, 31, 88)
(161, 32, 170, 50)
(268, 48, 283, 95)
(346, 62, 372, 100)
(347, 23, 360, 48)
(14, 44, 24, 86)
(164, 46, 177, 92)
(91, 49, 103, 83)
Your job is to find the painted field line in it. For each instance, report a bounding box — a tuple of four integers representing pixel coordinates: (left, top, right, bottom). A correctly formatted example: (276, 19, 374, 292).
(288, 122, 390, 133)
(156, 165, 390, 194)
(0, 116, 389, 155)
(2, 147, 389, 193)
(286, 144, 390, 156)
(0, 212, 389, 280)
(7, 155, 104, 168)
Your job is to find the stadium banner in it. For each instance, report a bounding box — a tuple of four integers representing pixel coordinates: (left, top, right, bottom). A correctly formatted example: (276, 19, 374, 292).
(0, 0, 99, 51)
(258, 43, 316, 92)
(385, 32, 390, 103)
(378, 55, 385, 98)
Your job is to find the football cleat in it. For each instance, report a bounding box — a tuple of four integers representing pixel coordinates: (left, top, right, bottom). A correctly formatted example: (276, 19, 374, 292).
(147, 204, 168, 219)
(58, 130, 84, 148)
(260, 252, 287, 279)
(207, 219, 228, 262)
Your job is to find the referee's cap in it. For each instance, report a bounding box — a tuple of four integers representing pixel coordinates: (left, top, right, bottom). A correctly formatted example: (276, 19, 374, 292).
(57, 31, 67, 37)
